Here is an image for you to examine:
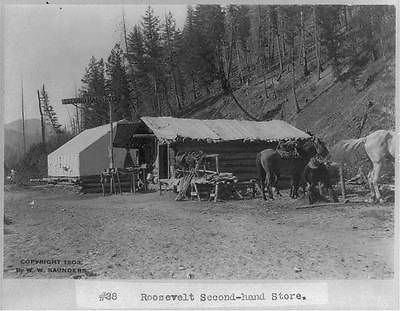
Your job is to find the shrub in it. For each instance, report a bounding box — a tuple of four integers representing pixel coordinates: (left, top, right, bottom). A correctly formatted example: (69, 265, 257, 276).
(13, 132, 73, 183)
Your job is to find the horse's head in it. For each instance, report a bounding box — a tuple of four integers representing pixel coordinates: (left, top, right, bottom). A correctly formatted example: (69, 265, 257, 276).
(312, 136, 329, 158)
(301, 136, 329, 159)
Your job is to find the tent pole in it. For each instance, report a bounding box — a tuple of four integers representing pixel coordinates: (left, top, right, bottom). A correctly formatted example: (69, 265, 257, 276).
(157, 140, 160, 182)
(108, 95, 114, 169)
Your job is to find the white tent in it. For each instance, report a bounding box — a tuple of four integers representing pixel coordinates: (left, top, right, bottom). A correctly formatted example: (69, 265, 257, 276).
(48, 123, 127, 178)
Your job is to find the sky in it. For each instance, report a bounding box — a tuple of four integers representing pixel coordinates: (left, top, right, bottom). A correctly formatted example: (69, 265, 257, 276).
(3, 4, 187, 126)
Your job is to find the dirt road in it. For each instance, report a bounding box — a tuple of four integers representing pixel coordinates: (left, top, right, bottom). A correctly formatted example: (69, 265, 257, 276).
(3, 186, 394, 279)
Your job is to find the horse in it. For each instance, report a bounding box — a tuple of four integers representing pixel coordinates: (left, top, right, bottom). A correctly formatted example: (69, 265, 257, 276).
(330, 129, 395, 203)
(303, 157, 339, 204)
(256, 136, 329, 200)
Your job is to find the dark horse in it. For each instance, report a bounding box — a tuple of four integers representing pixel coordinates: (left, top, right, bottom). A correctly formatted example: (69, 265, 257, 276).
(303, 157, 339, 204)
(256, 136, 329, 200)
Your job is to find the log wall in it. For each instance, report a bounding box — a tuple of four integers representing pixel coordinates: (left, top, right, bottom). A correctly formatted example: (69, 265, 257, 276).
(172, 141, 279, 181)
(79, 174, 135, 193)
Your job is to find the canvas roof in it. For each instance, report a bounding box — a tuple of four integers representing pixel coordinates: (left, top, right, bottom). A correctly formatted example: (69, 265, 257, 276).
(140, 116, 310, 143)
(49, 123, 114, 156)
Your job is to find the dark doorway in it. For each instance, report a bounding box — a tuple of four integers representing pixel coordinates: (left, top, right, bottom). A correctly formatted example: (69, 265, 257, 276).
(158, 145, 168, 179)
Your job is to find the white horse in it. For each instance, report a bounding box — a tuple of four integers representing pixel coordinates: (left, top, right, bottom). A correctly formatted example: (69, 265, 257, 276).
(331, 130, 396, 203)
(364, 130, 395, 202)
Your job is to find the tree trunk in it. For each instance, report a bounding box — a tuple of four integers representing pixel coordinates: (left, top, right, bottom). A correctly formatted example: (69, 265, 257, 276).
(380, 37, 386, 59)
(313, 6, 321, 80)
(300, 9, 309, 76)
(191, 72, 197, 100)
(262, 72, 269, 99)
(220, 71, 230, 95)
(346, 6, 352, 25)
(262, 53, 269, 99)
(236, 46, 244, 84)
(163, 16, 182, 112)
(162, 81, 174, 116)
(37, 90, 46, 145)
(282, 33, 287, 59)
(171, 70, 182, 111)
(291, 45, 300, 113)
(343, 6, 349, 31)
(269, 29, 275, 69)
(276, 34, 283, 78)
(153, 76, 161, 116)
(243, 46, 249, 72)
(123, 12, 139, 119)
(177, 71, 186, 107)
(271, 7, 283, 77)
(21, 78, 26, 154)
(280, 98, 285, 120)
(221, 45, 228, 78)
(271, 77, 277, 99)
(225, 40, 234, 82)
(74, 100, 81, 132)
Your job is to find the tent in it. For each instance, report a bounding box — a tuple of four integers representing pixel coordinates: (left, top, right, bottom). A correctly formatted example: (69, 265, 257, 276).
(48, 122, 129, 178)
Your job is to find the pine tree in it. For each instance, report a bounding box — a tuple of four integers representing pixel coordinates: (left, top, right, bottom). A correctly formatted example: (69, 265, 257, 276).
(86, 4, 395, 122)
(181, 5, 200, 100)
(106, 44, 133, 121)
(127, 25, 148, 115)
(270, 6, 283, 77)
(192, 5, 226, 91)
(127, 25, 146, 71)
(172, 28, 187, 107)
(226, 5, 251, 85)
(255, 5, 271, 99)
(80, 56, 107, 129)
(349, 6, 392, 62)
(142, 6, 162, 62)
(40, 85, 62, 134)
(312, 6, 321, 80)
(237, 6, 251, 55)
(317, 6, 343, 75)
(300, 7, 309, 76)
(162, 12, 181, 112)
(281, 6, 300, 113)
(141, 6, 164, 115)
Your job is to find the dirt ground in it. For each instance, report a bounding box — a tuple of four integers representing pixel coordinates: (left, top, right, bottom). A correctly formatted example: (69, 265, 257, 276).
(3, 185, 394, 280)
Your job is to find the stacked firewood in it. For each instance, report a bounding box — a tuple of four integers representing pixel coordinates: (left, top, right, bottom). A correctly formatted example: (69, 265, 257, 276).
(175, 154, 204, 201)
(204, 172, 238, 183)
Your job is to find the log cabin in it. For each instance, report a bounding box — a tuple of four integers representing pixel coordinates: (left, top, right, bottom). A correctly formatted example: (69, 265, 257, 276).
(113, 117, 310, 183)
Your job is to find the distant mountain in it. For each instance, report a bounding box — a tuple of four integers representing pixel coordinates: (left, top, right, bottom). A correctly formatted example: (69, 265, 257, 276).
(4, 119, 55, 168)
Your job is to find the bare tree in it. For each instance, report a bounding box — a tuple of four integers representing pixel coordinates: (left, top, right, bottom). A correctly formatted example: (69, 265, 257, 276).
(300, 8, 309, 76)
(313, 6, 321, 80)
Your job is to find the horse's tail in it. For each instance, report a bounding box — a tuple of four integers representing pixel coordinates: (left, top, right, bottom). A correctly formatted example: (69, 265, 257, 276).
(342, 137, 367, 153)
(256, 153, 265, 183)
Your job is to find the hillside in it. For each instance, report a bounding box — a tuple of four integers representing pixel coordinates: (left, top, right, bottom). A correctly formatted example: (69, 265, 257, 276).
(185, 55, 395, 147)
(4, 119, 56, 168)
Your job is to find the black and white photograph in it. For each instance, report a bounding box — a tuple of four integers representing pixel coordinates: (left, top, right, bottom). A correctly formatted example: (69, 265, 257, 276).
(1, 2, 397, 308)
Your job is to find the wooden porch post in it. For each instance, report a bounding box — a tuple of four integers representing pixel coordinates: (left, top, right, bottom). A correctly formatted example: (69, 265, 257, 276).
(339, 164, 346, 201)
(167, 143, 170, 179)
